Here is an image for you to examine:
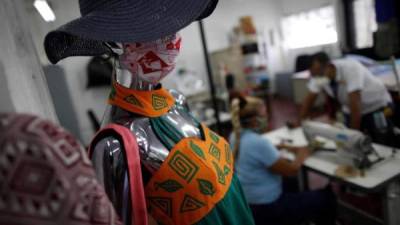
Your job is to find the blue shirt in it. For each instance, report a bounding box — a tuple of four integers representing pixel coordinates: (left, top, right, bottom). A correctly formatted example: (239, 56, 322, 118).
(230, 129, 282, 204)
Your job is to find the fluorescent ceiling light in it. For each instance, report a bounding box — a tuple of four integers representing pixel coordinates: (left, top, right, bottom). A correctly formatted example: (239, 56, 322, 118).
(34, 0, 56, 22)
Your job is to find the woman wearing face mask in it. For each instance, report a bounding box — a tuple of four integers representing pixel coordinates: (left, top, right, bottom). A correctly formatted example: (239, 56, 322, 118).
(230, 96, 337, 225)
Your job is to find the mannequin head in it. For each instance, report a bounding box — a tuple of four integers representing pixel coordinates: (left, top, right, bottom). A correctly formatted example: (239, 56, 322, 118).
(110, 33, 181, 86)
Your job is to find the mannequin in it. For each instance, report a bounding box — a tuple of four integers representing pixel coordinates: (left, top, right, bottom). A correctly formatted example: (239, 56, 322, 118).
(89, 35, 254, 225)
(91, 34, 200, 216)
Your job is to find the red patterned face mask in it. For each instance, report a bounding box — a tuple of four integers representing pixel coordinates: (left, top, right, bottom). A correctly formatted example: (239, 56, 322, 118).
(119, 33, 181, 84)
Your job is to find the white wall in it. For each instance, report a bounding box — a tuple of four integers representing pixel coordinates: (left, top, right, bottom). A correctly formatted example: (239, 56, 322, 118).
(0, 0, 57, 121)
(27, 0, 107, 144)
(161, 23, 207, 90)
(206, 0, 286, 88)
(168, 0, 286, 92)
(206, 0, 282, 52)
(282, 0, 336, 14)
(57, 57, 109, 144)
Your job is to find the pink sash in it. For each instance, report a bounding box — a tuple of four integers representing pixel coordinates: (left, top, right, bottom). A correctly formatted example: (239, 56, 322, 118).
(89, 124, 148, 225)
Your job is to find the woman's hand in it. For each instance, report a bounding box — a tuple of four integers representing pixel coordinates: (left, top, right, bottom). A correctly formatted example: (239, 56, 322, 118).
(294, 147, 311, 159)
(276, 143, 290, 150)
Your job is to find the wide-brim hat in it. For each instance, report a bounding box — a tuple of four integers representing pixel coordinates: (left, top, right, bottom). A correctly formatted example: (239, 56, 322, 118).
(44, 0, 218, 64)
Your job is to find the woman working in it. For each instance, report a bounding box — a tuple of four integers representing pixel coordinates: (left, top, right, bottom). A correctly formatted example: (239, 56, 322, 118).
(230, 96, 336, 225)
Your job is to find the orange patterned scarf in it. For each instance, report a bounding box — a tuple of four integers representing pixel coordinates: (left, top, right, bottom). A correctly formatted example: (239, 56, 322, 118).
(145, 124, 234, 225)
(108, 81, 175, 117)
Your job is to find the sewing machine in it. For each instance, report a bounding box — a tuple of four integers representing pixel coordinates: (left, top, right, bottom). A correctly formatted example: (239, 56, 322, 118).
(302, 121, 384, 170)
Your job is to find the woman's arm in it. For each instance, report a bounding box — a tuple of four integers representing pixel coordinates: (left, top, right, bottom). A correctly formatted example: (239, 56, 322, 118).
(269, 147, 310, 177)
(276, 144, 306, 154)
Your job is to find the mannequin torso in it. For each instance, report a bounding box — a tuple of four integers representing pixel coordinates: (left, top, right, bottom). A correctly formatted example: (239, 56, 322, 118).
(90, 63, 201, 220)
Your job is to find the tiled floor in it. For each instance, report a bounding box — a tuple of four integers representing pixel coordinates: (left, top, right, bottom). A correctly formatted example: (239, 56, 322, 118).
(268, 97, 301, 130)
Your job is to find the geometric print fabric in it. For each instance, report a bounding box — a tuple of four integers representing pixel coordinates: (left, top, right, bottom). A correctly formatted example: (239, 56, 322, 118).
(145, 123, 234, 225)
(0, 114, 120, 225)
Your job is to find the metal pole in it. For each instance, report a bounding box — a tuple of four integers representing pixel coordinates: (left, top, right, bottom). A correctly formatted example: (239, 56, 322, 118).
(390, 56, 400, 96)
(198, 20, 221, 133)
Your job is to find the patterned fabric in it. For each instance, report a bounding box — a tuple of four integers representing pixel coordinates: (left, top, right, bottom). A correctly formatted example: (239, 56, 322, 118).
(0, 114, 120, 225)
(145, 124, 234, 225)
(108, 81, 175, 117)
(120, 34, 181, 84)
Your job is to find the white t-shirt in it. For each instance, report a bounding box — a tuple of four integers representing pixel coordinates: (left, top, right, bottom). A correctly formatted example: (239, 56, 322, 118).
(308, 58, 392, 114)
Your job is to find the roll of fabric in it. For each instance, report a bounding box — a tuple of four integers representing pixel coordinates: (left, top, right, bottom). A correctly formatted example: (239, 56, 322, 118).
(0, 113, 120, 225)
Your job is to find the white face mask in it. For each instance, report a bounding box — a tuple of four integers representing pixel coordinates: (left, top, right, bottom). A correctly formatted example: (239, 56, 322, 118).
(313, 77, 330, 87)
(119, 34, 181, 84)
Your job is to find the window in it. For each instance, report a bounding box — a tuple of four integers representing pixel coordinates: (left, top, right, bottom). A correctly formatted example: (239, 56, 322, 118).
(353, 0, 377, 48)
(281, 6, 338, 49)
